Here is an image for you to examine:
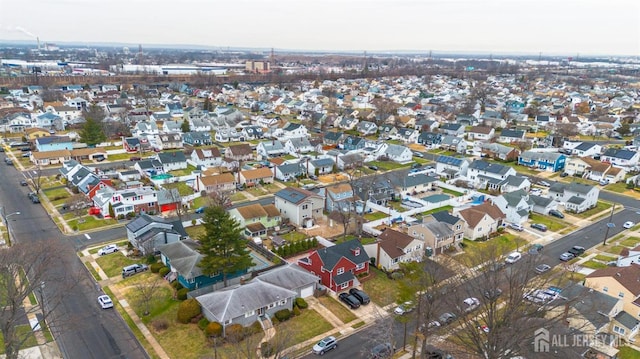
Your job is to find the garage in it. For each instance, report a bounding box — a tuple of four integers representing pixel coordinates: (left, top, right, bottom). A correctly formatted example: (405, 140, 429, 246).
(300, 285, 314, 298)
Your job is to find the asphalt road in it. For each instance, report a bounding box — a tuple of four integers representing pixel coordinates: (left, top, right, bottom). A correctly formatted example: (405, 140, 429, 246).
(0, 156, 148, 359)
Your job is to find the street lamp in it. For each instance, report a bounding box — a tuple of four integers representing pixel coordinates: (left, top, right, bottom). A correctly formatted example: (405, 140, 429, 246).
(1, 208, 21, 246)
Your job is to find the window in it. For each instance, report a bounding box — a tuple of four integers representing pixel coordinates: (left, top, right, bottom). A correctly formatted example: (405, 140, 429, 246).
(225, 319, 232, 325)
(603, 287, 608, 292)
(279, 299, 287, 305)
(302, 204, 308, 210)
(619, 292, 625, 298)
(356, 263, 365, 270)
(245, 310, 255, 318)
(340, 282, 348, 289)
(268, 303, 276, 309)
(456, 224, 461, 230)
(613, 325, 626, 335)
(337, 268, 344, 275)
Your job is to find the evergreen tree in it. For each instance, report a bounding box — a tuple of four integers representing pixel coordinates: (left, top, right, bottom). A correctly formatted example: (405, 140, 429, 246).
(198, 206, 253, 286)
(108, 202, 115, 219)
(181, 119, 191, 133)
(79, 116, 106, 146)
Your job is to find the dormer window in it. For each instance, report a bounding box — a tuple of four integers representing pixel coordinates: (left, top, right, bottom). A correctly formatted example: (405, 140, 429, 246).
(351, 247, 360, 256)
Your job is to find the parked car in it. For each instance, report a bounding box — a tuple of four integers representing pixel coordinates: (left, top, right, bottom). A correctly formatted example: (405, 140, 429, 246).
(312, 336, 337, 355)
(21, 152, 31, 158)
(338, 292, 361, 309)
(394, 301, 414, 315)
(5, 158, 13, 165)
(309, 175, 319, 180)
(438, 312, 457, 325)
(505, 251, 522, 264)
(20, 179, 28, 186)
(559, 252, 575, 261)
(30, 195, 40, 204)
(528, 243, 544, 254)
(508, 223, 524, 232)
(535, 264, 551, 274)
(462, 297, 480, 312)
(121, 264, 149, 278)
(98, 244, 119, 256)
(369, 343, 394, 359)
(129, 156, 141, 161)
(624, 221, 635, 229)
(539, 181, 552, 187)
(413, 151, 424, 158)
(560, 172, 569, 177)
(98, 294, 114, 309)
(530, 188, 543, 196)
(349, 288, 370, 305)
(195, 206, 206, 214)
(411, 163, 422, 169)
(483, 288, 503, 300)
(568, 246, 585, 256)
(531, 223, 548, 232)
(549, 209, 564, 219)
(368, 165, 379, 171)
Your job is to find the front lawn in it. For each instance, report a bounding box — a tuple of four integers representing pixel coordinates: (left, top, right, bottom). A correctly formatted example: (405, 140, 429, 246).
(68, 216, 118, 231)
(317, 296, 357, 324)
(571, 201, 613, 219)
(229, 192, 246, 202)
(367, 160, 411, 171)
(43, 187, 71, 204)
(620, 237, 640, 248)
(581, 260, 608, 270)
(528, 213, 571, 233)
(362, 268, 400, 306)
(601, 245, 626, 256)
(185, 225, 206, 239)
(619, 346, 640, 359)
(0, 325, 38, 354)
(288, 309, 334, 345)
(163, 182, 195, 196)
(95, 252, 145, 278)
(456, 234, 521, 267)
(594, 254, 617, 262)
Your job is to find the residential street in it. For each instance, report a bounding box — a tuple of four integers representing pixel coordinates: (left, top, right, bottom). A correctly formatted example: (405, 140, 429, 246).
(0, 154, 149, 359)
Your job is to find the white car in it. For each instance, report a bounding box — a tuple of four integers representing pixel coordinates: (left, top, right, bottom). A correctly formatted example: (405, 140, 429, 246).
(462, 297, 481, 312)
(394, 301, 414, 315)
(505, 251, 522, 264)
(98, 244, 119, 256)
(98, 295, 114, 309)
(312, 336, 337, 355)
(624, 221, 635, 229)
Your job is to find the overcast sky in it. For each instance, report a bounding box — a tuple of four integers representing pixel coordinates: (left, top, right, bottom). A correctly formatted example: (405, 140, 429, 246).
(1, 0, 639, 56)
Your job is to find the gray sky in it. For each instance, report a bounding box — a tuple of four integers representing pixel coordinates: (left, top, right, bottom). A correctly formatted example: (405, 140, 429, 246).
(1, 0, 639, 56)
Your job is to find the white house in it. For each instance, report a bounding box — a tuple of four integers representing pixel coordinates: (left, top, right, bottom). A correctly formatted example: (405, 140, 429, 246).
(157, 151, 188, 172)
(274, 187, 324, 228)
(492, 190, 533, 225)
(190, 148, 222, 168)
(378, 143, 413, 163)
(548, 182, 599, 213)
(284, 137, 314, 155)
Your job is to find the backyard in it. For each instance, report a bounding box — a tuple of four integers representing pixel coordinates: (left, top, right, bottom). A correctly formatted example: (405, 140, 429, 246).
(361, 268, 400, 306)
(454, 234, 522, 267)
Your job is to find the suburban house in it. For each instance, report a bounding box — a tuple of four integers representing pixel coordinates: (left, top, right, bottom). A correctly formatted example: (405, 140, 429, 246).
(585, 264, 640, 322)
(92, 186, 161, 218)
(394, 128, 419, 143)
(158, 240, 215, 291)
(228, 203, 281, 238)
(565, 157, 626, 183)
(342, 136, 366, 151)
(417, 132, 442, 146)
(572, 142, 602, 157)
(123, 137, 142, 152)
(157, 188, 182, 214)
(239, 167, 274, 187)
(69, 148, 108, 163)
(434, 155, 470, 179)
(499, 175, 531, 193)
(196, 172, 236, 194)
(454, 202, 506, 240)
(182, 132, 213, 146)
(518, 151, 566, 172)
(378, 124, 398, 139)
(356, 121, 378, 136)
(125, 213, 187, 254)
(284, 137, 314, 155)
(323, 183, 354, 212)
(337, 153, 364, 170)
(31, 150, 72, 166)
(548, 182, 599, 213)
(492, 189, 533, 224)
(190, 148, 222, 168)
(297, 239, 369, 292)
(256, 140, 286, 159)
(380, 143, 413, 163)
(35, 136, 73, 152)
(157, 133, 183, 150)
(467, 126, 495, 141)
(439, 135, 467, 154)
(274, 187, 324, 228)
(497, 129, 526, 143)
(601, 148, 640, 168)
(135, 159, 164, 176)
(195, 264, 318, 334)
(225, 143, 254, 161)
(408, 211, 462, 255)
(157, 151, 188, 172)
(439, 123, 465, 137)
(274, 162, 305, 182)
(364, 228, 424, 271)
(479, 143, 520, 162)
(352, 176, 396, 206)
(529, 194, 557, 215)
(467, 160, 517, 191)
(308, 158, 335, 176)
(390, 173, 437, 196)
(24, 127, 50, 141)
(616, 245, 640, 267)
(323, 131, 344, 146)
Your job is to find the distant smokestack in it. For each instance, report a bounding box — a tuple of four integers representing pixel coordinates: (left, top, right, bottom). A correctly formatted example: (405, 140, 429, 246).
(37, 37, 40, 51)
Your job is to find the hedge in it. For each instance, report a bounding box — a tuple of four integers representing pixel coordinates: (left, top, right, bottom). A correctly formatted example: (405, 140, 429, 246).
(294, 297, 308, 309)
(273, 237, 319, 258)
(225, 323, 246, 342)
(198, 317, 210, 330)
(177, 288, 189, 300)
(158, 267, 170, 277)
(177, 298, 201, 324)
(274, 309, 291, 322)
(150, 263, 164, 273)
(205, 322, 223, 337)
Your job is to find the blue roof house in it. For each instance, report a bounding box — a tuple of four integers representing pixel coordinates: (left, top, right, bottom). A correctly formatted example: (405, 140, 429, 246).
(518, 151, 566, 172)
(35, 136, 73, 152)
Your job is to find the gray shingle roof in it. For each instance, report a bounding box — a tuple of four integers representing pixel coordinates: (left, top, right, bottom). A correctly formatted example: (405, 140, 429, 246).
(469, 160, 512, 175)
(315, 239, 368, 270)
(274, 187, 320, 204)
(431, 211, 460, 226)
(256, 264, 318, 291)
(423, 221, 454, 238)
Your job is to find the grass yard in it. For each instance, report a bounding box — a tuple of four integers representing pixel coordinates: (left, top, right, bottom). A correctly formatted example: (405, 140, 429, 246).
(168, 164, 197, 177)
(192, 196, 208, 209)
(420, 205, 454, 217)
(95, 252, 145, 278)
(620, 237, 640, 248)
(288, 309, 334, 344)
(571, 201, 613, 219)
(619, 346, 640, 359)
(317, 296, 357, 324)
(163, 182, 195, 196)
(601, 245, 626, 256)
(362, 268, 400, 307)
(85, 263, 102, 281)
(68, 216, 118, 231)
(363, 211, 388, 221)
(456, 234, 521, 267)
(43, 187, 71, 202)
(185, 225, 206, 239)
(262, 183, 283, 194)
(440, 188, 463, 197)
(0, 325, 38, 354)
(229, 192, 246, 202)
(594, 254, 617, 262)
(245, 187, 266, 197)
(581, 260, 608, 270)
(283, 231, 309, 243)
(88, 240, 129, 255)
(528, 213, 571, 233)
(368, 160, 410, 171)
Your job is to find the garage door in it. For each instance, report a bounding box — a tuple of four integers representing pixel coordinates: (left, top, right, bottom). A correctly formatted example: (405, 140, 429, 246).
(300, 285, 314, 298)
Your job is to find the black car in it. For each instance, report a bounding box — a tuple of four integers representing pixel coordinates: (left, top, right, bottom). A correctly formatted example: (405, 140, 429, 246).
(549, 209, 564, 219)
(568, 246, 585, 256)
(411, 163, 421, 169)
(368, 165, 379, 171)
(531, 223, 548, 232)
(560, 172, 569, 177)
(369, 343, 394, 359)
(338, 292, 361, 309)
(483, 288, 503, 300)
(20, 179, 28, 186)
(31, 195, 40, 204)
(438, 312, 456, 325)
(349, 288, 370, 305)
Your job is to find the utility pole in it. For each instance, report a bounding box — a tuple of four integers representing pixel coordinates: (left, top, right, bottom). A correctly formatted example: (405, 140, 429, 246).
(603, 203, 616, 246)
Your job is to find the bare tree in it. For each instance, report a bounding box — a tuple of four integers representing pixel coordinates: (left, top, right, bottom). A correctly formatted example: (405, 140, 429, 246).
(65, 193, 88, 218)
(206, 188, 233, 209)
(163, 187, 186, 220)
(29, 166, 44, 194)
(0, 241, 75, 359)
(371, 97, 399, 125)
(514, 140, 531, 153)
(265, 321, 298, 359)
(132, 276, 163, 316)
(553, 123, 579, 138)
